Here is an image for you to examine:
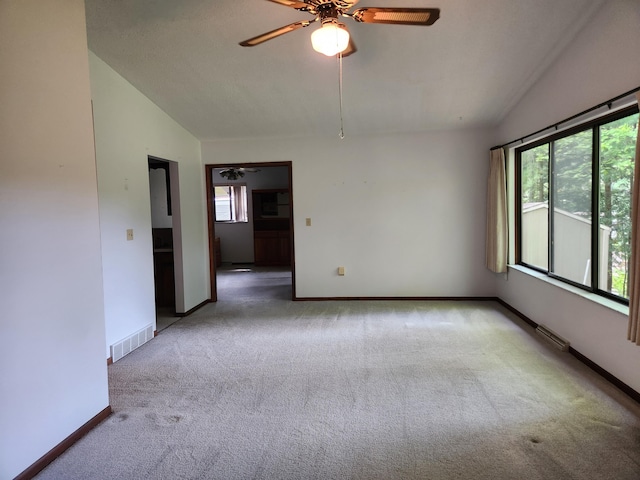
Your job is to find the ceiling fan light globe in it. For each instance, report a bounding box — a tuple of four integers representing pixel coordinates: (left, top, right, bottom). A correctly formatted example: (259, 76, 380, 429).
(311, 23, 350, 56)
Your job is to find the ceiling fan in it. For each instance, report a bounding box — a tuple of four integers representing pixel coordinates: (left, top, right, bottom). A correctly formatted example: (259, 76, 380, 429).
(239, 0, 440, 57)
(218, 167, 260, 180)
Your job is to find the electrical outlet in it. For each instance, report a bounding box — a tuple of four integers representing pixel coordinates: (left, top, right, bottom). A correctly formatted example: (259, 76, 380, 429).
(306, 218, 311, 226)
(337, 266, 345, 276)
(126, 229, 134, 241)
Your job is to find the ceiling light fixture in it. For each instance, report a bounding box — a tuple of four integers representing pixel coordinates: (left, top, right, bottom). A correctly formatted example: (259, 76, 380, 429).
(311, 19, 349, 56)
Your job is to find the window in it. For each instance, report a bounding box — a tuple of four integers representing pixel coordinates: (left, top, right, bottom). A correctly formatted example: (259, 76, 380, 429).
(214, 184, 248, 223)
(517, 106, 639, 303)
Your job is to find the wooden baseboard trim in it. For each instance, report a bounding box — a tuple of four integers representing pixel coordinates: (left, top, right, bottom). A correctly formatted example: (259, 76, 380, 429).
(494, 298, 539, 329)
(15, 405, 112, 480)
(294, 296, 499, 302)
(496, 298, 640, 404)
(106, 357, 113, 366)
(568, 347, 640, 404)
(176, 299, 211, 317)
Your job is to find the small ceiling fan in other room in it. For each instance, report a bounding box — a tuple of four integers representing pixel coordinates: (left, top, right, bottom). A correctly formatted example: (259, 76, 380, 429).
(217, 167, 261, 180)
(239, 0, 440, 57)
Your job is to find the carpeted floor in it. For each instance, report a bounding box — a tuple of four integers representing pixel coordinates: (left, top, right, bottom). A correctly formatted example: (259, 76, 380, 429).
(156, 307, 181, 333)
(36, 266, 640, 479)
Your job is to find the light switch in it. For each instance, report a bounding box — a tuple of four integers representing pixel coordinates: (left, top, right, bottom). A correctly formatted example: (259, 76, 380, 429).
(127, 229, 134, 241)
(338, 266, 345, 276)
(306, 218, 311, 226)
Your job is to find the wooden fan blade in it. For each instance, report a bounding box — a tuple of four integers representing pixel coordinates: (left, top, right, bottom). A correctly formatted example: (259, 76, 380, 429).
(239, 20, 312, 47)
(351, 8, 440, 26)
(266, 0, 309, 9)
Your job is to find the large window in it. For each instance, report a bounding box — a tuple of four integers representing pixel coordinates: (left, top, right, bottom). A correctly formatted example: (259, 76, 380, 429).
(214, 184, 248, 223)
(517, 106, 638, 303)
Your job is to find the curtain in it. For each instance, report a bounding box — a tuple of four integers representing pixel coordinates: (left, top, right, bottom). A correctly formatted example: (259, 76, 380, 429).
(233, 185, 248, 223)
(486, 148, 508, 273)
(627, 92, 640, 345)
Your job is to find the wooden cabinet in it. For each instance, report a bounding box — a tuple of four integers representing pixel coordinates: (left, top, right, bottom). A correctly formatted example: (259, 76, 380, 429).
(253, 189, 291, 266)
(153, 251, 175, 308)
(254, 230, 290, 266)
(152, 228, 175, 308)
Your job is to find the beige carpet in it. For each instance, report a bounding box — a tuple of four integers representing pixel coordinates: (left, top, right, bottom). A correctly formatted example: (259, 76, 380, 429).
(36, 268, 640, 479)
(156, 306, 181, 333)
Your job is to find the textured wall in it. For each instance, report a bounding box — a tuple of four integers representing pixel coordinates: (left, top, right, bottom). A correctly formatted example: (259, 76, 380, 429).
(89, 52, 208, 354)
(203, 128, 496, 298)
(0, 1, 109, 478)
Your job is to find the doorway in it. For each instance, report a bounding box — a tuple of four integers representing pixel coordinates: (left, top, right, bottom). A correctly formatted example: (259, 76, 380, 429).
(205, 161, 295, 301)
(149, 156, 184, 331)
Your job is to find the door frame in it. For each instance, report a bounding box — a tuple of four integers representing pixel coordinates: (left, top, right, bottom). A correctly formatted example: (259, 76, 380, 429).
(148, 156, 184, 312)
(205, 161, 295, 301)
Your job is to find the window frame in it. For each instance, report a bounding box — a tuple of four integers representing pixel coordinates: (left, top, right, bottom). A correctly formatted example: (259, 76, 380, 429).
(515, 104, 639, 305)
(213, 183, 248, 224)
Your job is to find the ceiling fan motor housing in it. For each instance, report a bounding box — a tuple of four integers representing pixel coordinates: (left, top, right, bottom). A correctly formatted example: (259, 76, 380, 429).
(318, 5, 339, 22)
(300, 1, 359, 16)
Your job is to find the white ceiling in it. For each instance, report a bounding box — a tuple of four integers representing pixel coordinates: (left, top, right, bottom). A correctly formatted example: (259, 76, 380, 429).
(85, 0, 605, 141)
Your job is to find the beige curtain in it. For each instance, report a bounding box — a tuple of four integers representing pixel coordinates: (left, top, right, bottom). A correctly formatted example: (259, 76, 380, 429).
(627, 92, 640, 345)
(486, 148, 508, 273)
(233, 185, 248, 222)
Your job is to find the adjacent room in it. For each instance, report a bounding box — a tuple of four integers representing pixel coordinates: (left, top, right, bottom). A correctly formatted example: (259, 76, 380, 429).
(2, 0, 640, 479)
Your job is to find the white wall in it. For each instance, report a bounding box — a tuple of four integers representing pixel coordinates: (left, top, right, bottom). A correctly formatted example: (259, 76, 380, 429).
(0, 2, 109, 478)
(203, 129, 496, 298)
(89, 52, 209, 356)
(496, 0, 640, 393)
(149, 166, 173, 228)
(212, 167, 289, 263)
(498, 0, 640, 144)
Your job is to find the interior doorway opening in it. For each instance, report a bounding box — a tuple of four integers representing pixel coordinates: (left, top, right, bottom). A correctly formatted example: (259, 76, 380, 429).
(149, 156, 184, 332)
(205, 161, 295, 301)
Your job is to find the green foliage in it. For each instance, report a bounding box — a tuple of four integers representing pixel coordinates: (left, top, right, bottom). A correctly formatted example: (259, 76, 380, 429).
(521, 144, 549, 205)
(599, 114, 638, 297)
(554, 129, 593, 219)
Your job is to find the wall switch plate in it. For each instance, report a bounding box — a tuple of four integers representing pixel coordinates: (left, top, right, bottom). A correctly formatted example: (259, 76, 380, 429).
(306, 218, 311, 226)
(126, 229, 134, 241)
(337, 266, 345, 276)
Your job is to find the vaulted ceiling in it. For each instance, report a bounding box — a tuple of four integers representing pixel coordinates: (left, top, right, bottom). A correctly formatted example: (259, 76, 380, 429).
(85, 0, 605, 140)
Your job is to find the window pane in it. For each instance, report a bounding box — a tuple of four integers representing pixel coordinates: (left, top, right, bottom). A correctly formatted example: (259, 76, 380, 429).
(214, 186, 232, 221)
(552, 130, 593, 286)
(521, 144, 549, 270)
(598, 112, 638, 299)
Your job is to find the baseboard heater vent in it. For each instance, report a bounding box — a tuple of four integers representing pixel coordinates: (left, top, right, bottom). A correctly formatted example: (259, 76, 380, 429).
(536, 324, 570, 351)
(110, 324, 154, 363)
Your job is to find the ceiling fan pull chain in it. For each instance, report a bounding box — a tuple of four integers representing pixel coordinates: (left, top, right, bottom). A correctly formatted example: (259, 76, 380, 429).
(338, 51, 345, 139)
